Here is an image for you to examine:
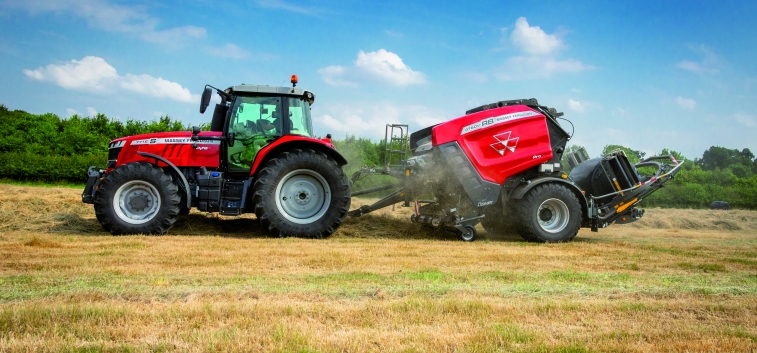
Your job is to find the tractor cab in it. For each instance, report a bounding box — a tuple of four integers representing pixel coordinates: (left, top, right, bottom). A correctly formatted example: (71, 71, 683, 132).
(199, 77, 316, 176)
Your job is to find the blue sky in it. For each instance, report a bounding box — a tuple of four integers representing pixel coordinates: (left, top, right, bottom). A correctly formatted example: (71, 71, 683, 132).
(1, 0, 756, 159)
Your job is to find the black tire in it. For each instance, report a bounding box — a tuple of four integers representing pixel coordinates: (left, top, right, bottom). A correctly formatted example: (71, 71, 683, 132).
(511, 183, 582, 243)
(93, 162, 181, 235)
(252, 148, 350, 238)
(458, 224, 477, 242)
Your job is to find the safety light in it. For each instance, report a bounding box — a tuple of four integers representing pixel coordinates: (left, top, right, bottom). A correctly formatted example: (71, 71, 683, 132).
(291, 74, 298, 87)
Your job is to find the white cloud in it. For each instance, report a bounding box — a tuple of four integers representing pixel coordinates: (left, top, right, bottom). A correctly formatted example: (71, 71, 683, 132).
(4, 0, 206, 47)
(140, 25, 206, 47)
(318, 65, 357, 87)
(675, 96, 697, 109)
(315, 102, 446, 140)
(495, 56, 595, 80)
(678, 60, 704, 73)
(23, 56, 117, 91)
(23, 56, 199, 103)
(677, 44, 721, 74)
(207, 43, 250, 59)
(355, 49, 426, 86)
(494, 17, 593, 81)
(510, 17, 563, 55)
(86, 107, 97, 116)
(734, 113, 755, 127)
(384, 30, 404, 38)
(120, 74, 197, 103)
(612, 107, 628, 117)
(568, 99, 584, 113)
(319, 49, 426, 87)
(255, 0, 319, 15)
(66, 108, 80, 117)
(410, 106, 445, 127)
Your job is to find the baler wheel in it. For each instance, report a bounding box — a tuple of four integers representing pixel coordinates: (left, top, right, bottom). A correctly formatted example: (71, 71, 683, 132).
(512, 183, 581, 243)
(252, 148, 350, 238)
(457, 224, 477, 242)
(94, 162, 181, 235)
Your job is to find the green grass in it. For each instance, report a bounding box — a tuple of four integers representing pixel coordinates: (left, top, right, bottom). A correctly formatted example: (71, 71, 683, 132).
(0, 178, 85, 188)
(2, 267, 756, 302)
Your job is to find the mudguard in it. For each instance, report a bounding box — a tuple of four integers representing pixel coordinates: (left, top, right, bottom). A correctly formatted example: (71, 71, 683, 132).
(249, 135, 348, 176)
(137, 151, 192, 209)
(509, 176, 588, 218)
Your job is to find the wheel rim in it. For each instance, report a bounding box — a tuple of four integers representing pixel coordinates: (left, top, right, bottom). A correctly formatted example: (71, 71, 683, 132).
(113, 180, 161, 225)
(537, 198, 570, 233)
(460, 226, 475, 241)
(275, 169, 331, 224)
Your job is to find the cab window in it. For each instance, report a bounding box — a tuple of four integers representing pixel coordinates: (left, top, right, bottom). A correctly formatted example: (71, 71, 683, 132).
(287, 97, 313, 137)
(231, 96, 283, 137)
(227, 96, 282, 172)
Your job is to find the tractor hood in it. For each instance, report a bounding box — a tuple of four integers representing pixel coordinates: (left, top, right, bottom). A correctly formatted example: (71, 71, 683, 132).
(109, 130, 222, 146)
(107, 130, 223, 170)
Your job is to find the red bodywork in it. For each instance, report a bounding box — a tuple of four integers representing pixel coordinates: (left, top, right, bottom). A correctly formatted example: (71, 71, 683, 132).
(248, 135, 337, 174)
(432, 105, 554, 184)
(111, 131, 223, 171)
(110, 131, 337, 176)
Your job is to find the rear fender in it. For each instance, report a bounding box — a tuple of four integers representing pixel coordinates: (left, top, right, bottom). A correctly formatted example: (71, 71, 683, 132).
(249, 136, 348, 176)
(509, 177, 588, 222)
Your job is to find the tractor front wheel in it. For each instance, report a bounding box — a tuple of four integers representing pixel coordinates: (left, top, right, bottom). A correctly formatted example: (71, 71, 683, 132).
(252, 149, 350, 238)
(94, 162, 181, 235)
(512, 183, 582, 243)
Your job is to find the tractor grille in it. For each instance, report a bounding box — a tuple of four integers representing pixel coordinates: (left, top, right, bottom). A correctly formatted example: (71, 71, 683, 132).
(108, 147, 122, 161)
(107, 146, 122, 168)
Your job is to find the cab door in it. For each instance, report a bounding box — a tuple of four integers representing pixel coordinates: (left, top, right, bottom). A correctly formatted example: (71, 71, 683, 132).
(225, 96, 283, 176)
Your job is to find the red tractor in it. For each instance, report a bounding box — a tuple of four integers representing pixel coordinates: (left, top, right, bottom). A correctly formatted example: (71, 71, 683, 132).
(83, 76, 351, 238)
(83, 77, 683, 242)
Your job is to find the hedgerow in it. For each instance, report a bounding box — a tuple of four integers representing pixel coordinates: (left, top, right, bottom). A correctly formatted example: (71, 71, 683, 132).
(1, 104, 756, 209)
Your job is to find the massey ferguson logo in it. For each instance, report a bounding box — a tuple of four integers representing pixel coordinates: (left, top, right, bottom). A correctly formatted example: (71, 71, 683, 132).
(490, 132, 519, 156)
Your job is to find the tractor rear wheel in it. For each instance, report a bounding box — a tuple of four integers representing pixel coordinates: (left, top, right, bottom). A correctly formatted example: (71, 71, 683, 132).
(512, 183, 581, 243)
(252, 148, 350, 238)
(94, 162, 181, 235)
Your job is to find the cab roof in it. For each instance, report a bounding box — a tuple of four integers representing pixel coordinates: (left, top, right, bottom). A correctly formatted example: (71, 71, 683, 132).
(228, 84, 306, 96)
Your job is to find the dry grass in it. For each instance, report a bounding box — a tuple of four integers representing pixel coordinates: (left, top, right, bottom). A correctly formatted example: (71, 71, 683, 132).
(1, 184, 756, 352)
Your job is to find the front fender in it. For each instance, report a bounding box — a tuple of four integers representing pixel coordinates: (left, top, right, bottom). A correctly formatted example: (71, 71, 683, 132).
(137, 152, 192, 209)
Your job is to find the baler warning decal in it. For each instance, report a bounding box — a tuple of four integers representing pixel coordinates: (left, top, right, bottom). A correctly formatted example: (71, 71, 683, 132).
(461, 110, 540, 135)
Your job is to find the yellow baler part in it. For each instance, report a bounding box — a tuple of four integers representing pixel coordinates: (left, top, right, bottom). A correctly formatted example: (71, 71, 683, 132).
(613, 178, 624, 196)
(616, 198, 638, 213)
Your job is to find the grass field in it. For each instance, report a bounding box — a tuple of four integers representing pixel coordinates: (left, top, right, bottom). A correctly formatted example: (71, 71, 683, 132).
(1, 184, 756, 352)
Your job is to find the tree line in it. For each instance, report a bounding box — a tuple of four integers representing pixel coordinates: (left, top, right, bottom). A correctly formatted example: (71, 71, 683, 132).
(1, 104, 755, 209)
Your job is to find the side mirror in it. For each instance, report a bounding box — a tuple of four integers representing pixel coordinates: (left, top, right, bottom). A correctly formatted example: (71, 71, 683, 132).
(191, 126, 200, 141)
(199, 87, 212, 114)
(228, 132, 235, 147)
